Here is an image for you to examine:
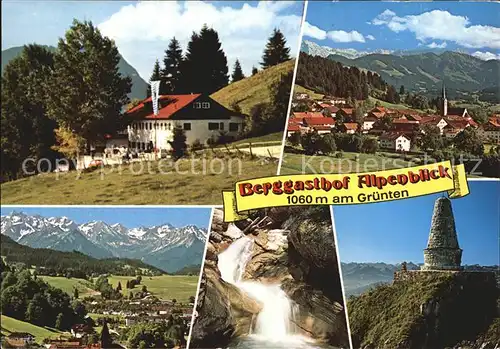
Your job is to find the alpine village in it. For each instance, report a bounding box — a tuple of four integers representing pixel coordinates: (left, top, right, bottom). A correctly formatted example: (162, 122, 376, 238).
(284, 51, 500, 178)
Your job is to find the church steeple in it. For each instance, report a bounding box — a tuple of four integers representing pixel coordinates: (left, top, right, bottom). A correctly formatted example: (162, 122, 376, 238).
(421, 197, 462, 271)
(441, 81, 448, 116)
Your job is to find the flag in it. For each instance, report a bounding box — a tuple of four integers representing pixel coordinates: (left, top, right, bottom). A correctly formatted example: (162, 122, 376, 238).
(150, 80, 161, 115)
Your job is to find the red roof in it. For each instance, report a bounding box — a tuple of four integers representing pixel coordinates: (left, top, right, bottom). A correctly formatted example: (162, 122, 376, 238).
(127, 94, 201, 119)
(339, 108, 354, 115)
(293, 112, 324, 119)
(313, 125, 334, 131)
(392, 118, 419, 124)
(343, 123, 358, 130)
(303, 117, 335, 126)
(287, 124, 301, 132)
(487, 116, 500, 128)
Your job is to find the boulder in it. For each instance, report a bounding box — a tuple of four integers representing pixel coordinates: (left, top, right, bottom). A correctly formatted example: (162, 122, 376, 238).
(211, 209, 228, 233)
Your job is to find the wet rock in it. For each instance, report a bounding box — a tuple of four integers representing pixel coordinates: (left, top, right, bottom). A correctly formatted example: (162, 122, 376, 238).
(190, 263, 262, 348)
(205, 242, 218, 261)
(282, 280, 350, 348)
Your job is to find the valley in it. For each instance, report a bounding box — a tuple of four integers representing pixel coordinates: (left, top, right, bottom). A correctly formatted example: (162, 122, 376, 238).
(1, 211, 207, 273)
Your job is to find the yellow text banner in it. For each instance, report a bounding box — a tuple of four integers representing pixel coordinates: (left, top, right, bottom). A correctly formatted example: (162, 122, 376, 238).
(223, 161, 469, 222)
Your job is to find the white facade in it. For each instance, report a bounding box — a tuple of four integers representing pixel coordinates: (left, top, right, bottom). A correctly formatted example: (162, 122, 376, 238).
(362, 120, 376, 131)
(127, 116, 244, 150)
(380, 135, 411, 152)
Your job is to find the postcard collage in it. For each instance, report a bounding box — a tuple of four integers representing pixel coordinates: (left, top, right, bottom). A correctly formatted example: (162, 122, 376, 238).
(1, 1, 499, 349)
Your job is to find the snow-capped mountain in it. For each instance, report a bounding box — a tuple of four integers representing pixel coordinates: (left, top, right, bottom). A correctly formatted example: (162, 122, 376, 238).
(301, 40, 393, 59)
(1, 211, 208, 272)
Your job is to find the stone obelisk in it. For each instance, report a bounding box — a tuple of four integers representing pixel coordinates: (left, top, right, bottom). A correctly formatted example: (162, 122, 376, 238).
(421, 197, 462, 271)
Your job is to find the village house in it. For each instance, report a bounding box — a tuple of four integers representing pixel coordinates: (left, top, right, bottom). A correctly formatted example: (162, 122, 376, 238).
(478, 116, 500, 144)
(362, 115, 378, 132)
(71, 324, 94, 338)
(380, 133, 411, 152)
(337, 123, 358, 134)
(123, 94, 245, 152)
(5, 332, 35, 347)
(337, 107, 354, 121)
(295, 92, 310, 100)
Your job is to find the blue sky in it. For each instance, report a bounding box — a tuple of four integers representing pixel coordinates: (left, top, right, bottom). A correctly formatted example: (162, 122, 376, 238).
(334, 181, 500, 266)
(2, 1, 304, 79)
(304, 2, 500, 60)
(0, 207, 212, 229)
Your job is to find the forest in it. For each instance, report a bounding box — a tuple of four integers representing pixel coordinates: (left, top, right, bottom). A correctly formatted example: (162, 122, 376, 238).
(0, 260, 87, 330)
(295, 52, 399, 103)
(0, 235, 165, 279)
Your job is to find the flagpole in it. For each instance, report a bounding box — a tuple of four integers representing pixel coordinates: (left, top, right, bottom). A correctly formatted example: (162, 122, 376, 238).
(150, 80, 161, 161)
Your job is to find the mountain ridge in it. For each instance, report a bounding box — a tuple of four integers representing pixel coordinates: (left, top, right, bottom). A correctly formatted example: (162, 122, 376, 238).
(1, 211, 208, 273)
(301, 40, 500, 98)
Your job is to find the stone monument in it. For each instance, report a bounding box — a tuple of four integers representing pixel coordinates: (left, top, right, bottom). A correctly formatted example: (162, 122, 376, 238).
(421, 197, 463, 271)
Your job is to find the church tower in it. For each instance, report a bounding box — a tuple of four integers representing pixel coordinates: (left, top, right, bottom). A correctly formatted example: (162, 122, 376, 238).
(421, 197, 462, 271)
(441, 82, 448, 116)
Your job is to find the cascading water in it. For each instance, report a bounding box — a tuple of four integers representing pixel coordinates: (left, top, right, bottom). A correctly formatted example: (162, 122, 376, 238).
(218, 236, 327, 348)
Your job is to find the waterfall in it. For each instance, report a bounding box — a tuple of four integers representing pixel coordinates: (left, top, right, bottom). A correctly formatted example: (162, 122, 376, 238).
(218, 236, 301, 341)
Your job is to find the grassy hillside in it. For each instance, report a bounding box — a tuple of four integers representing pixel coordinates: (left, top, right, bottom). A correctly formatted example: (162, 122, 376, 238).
(1, 315, 70, 343)
(38, 276, 98, 298)
(0, 157, 277, 205)
(211, 59, 295, 115)
(106, 275, 199, 302)
(348, 272, 499, 348)
(293, 85, 324, 100)
(1, 235, 164, 276)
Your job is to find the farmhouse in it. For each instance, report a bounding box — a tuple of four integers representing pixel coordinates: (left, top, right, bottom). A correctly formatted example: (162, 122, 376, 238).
(380, 133, 411, 152)
(125, 94, 245, 151)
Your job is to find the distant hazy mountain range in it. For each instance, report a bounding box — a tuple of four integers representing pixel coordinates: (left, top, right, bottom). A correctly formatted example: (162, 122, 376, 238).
(341, 262, 500, 297)
(301, 40, 500, 97)
(0, 211, 207, 273)
(1, 45, 148, 100)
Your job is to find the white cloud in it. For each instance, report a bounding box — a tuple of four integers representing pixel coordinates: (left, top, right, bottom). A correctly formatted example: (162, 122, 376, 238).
(98, 1, 302, 80)
(302, 21, 373, 43)
(328, 30, 366, 43)
(370, 9, 500, 49)
(427, 41, 447, 49)
(472, 51, 500, 61)
(303, 21, 327, 40)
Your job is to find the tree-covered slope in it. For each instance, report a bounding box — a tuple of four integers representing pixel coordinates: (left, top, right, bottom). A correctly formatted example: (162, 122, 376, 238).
(348, 271, 499, 349)
(0, 235, 165, 276)
(327, 51, 499, 98)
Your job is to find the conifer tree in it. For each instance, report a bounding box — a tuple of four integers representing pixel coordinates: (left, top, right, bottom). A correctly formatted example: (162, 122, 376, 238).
(231, 59, 245, 82)
(100, 321, 112, 348)
(117, 281, 122, 291)
(261, 28, 291, 69)
(181, 25, 229, 94)
(47, 20, 131, 152)
(147, 59, 162, 97)
(168, 125, 188, 160)
(252, 66, 258, 76)
(161, 37, 183, 94)
(74, 288, 79, 299)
